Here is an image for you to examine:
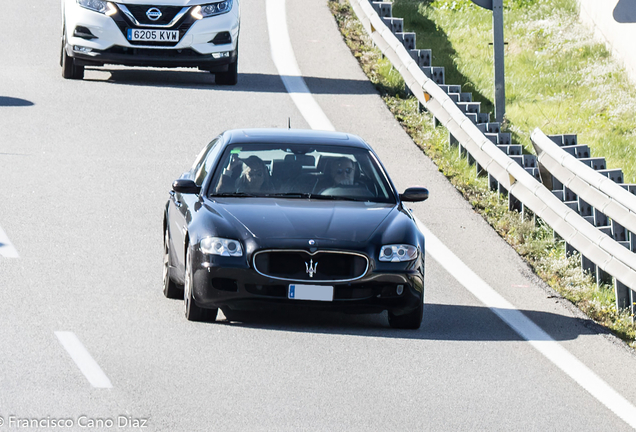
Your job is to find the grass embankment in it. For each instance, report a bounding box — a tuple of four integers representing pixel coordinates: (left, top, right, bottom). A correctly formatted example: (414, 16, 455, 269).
(328, 0, 636, 345)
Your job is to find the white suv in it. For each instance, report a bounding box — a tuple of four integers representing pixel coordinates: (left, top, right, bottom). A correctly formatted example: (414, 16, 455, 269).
(61, 0, 240, 84)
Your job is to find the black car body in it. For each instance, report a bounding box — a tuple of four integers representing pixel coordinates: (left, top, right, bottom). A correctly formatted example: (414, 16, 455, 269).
(163, 129, 429, 328)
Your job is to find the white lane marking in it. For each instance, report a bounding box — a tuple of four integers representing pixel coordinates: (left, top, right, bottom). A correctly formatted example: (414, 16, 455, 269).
(266, 0, 335, 132)
(265, 1, 636, 428)
(55, 331, 112, 388)
(416, 219, 636, 428)
(0, 224, 19, 258)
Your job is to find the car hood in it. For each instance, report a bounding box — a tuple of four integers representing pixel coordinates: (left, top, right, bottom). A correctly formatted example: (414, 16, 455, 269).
(214, 199, 395, 243)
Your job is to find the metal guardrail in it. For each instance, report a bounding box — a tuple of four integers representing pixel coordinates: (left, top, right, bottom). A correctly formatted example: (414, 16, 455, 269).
(531, 129, 636, 307)
(532, 129, 636, 234)
(347, 0, 636, 299)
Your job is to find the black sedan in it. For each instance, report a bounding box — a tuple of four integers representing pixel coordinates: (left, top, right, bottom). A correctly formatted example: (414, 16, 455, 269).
(163, 129, 429, 329)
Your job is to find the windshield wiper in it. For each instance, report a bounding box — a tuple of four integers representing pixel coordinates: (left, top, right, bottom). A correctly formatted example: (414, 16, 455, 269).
(213, 192, 258, 197)
(215, 192, 367, 202)
(310, 195, 365, 202)
(265, 192, 364, 202)
(265, 192, 313, 199)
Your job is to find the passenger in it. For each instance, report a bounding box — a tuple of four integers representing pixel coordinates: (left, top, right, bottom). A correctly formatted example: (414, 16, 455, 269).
(314, 157, 357, 192)
(329, 157, 355, 186)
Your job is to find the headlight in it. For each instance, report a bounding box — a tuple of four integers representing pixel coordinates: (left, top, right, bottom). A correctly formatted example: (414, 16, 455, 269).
(77, 0, 116, 15)
(379, 244, 418, 262)
(200, 237, 243, 257)
(191, 0, 233, 19)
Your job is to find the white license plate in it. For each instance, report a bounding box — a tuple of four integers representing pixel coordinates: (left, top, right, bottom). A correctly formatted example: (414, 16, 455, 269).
(127, 29, 179, 42)
(288, 284, 333, 301)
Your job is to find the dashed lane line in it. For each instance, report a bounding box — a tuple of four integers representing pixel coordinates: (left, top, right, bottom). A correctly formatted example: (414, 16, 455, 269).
(55, 331, 112, 389)
(0, 224, 19, 258)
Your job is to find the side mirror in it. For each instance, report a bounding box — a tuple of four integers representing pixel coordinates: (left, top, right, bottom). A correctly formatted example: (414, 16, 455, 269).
(172, 179, 201, 194)
(399, 187, 429, 202)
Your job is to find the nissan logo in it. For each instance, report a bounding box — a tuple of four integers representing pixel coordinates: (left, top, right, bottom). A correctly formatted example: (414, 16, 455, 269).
(146, 7, 162, 21)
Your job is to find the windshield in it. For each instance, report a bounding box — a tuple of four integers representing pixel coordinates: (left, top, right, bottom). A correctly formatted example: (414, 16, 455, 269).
(207, 144, 396, 203)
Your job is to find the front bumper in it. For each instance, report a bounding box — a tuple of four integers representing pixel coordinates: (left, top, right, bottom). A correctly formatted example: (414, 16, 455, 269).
(189, 249, 425, 316)
(63, 0, 239, 69)
(68, 45, 237, 70)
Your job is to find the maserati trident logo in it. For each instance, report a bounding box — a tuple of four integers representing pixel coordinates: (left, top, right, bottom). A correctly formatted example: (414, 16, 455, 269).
(305, 259, 318, 278)
(146, 7, 162, 21)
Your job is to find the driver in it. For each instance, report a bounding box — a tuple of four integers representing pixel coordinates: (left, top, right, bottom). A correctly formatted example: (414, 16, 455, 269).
(235, 155, 273, 193)
(216, 155, 273, 194)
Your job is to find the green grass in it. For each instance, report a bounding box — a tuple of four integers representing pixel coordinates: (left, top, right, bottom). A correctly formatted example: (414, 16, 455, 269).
(392, 0, 636, 180)
(328, 0, 636, 346)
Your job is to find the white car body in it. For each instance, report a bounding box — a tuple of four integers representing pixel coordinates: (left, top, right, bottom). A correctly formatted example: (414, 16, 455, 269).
(60, 0, 240, 82)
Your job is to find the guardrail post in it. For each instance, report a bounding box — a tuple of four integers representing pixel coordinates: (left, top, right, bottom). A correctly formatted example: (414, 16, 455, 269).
(616, 275, 631, 310)
(596, 267, 612, 286)
(381, 17, 404, 33)
(370, 1, 392, 17)
(581, 255, 596, 280)
(488, 173, 498, 191)
(593, 209, 608, 227)
(509, 193, 522, 212)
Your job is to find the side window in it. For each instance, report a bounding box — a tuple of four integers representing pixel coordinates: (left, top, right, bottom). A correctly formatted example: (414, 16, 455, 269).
(193, 139, 220, 186)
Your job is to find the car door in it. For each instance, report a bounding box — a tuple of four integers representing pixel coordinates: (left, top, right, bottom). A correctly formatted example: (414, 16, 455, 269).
(168, 139, 222, 280)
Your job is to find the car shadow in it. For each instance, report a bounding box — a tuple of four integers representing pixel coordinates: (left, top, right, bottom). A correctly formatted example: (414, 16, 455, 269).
(210, 302, 610, 342)
(83, 69, 378, 95)
(0, 96, 34, 107)
(614, 0, 636, 23)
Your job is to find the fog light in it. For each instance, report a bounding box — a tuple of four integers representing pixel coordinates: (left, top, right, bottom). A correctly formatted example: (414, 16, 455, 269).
(396, 285, 404, 295)
(211, 51, 231, 59)
(73, 46, 93, 53)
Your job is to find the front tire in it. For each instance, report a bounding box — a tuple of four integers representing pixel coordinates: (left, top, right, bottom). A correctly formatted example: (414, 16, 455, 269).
(215, 57, 238, 85)
(163, 230, 183, 299)
(61, 28, 84, 80)
(388, 298, 423, 329)
(184, 248, 218, 322)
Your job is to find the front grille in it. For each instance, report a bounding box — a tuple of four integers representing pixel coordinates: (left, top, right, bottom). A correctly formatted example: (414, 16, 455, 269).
(253, 250, 368, 282)
(112, 6, 195, 47)
(122, 5, 185, 26)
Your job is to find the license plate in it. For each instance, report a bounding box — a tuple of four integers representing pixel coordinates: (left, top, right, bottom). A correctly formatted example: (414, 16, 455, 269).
(288, 284, 333, 301)
(127, 29, 179, 42)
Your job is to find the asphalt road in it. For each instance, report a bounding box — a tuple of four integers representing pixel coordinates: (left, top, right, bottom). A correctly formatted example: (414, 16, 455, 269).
(2, 0, 636, 431)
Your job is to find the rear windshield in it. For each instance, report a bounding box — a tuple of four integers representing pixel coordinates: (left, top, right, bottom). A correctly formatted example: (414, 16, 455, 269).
(207, 144, 396, 203)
